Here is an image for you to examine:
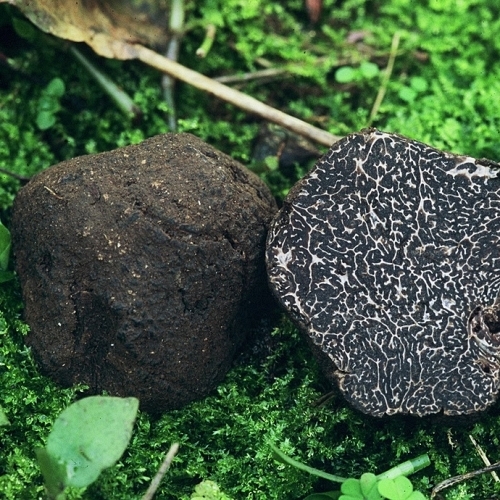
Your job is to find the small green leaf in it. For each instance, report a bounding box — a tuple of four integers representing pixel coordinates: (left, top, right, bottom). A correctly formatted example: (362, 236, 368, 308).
(46, 78, 66, 98)
(409, 76, 428, 93)
(43, 396, 139, 489)
(38, 97, 61, 113)
(359, 61, 380, 79)
(0, 270, 15, 283)
(335, 66, 356, 83)
(0, 406, 10, 426)
(36, 447, 67, 500)
(36, 111, 56, 130)
(264, 156, 279, 171)
(0, 220, 11, 272)
(305, 493, 341, 500)
(12, 17, 38, 41)
(398, 87, 417, 103)
(378, 476, 414, 500)
(340, 477, 363, 499)
(360, 473, 383, 500)
(406, 492, 427, 500)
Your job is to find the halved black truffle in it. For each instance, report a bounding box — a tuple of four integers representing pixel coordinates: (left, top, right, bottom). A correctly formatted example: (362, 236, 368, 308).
(266, 129, 500, 417)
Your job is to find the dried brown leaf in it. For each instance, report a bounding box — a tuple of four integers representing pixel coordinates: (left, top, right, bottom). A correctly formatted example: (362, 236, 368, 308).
(2, 0, 169, 58)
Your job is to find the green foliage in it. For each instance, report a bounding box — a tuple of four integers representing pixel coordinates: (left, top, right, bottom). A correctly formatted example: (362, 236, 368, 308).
(190, 480, 233, 500)
(1, 0, 500, 499)
(340, 474, 381, 500)
(0, 405, 9, 426)
(274, 446, 429, 500)
(397, 77, 429, 104)
(335, 62, 380, 84)
(36, 78, 66, 130)
(0, 220, 14, 283)
(0, 220, 11, 272)
(37, 396, 139, 499)
(377, 477, 426, 500)
(271, 444, 347, 483)
(11, 16, 39, 42)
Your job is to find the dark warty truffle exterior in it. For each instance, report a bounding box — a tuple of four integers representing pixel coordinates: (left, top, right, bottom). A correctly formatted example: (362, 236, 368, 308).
(12, 133, 277, 413)
(266, 128, 500, 417)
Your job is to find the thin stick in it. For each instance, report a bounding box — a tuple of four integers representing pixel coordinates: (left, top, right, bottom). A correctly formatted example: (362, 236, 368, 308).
(431, 460, 500, 498)
(141, 443, 180, 500)
(469, 435, 500, 482)
(367, 31, 400, 127)
(131, 43, 341, 147)
(214, 67, 289, 84)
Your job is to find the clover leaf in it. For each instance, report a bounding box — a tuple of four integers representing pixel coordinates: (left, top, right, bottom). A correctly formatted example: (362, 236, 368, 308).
(340, 474, 382, 500)
(378, 476, 426, 500)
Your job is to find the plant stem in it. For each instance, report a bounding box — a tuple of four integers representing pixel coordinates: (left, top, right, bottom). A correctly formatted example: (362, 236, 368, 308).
(377, 454, 431, 480)
(270, 445, 348, 483)
(367, 31, 401, 127)
(162, 0, 185, 131)
(69, 46, 140, 119)
(0, 167, 30, 181)
(141, 443, 180, 500)
(272, 445, 430, 486)
(196, 24, 216, 58)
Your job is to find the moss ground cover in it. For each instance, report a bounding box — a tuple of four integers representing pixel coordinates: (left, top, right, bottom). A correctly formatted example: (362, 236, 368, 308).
(1, 0, 500, 498)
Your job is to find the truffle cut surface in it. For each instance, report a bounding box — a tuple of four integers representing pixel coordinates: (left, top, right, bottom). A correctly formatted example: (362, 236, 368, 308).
(12, 133, 277, 413)
(266, 129, 500, 417)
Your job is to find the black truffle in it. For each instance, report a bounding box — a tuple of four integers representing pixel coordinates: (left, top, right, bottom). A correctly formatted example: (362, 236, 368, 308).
(266, 129, 500, 417)
(12, 133, 277, 413)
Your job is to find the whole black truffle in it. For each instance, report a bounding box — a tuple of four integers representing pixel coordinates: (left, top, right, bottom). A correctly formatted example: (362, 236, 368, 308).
(266, 128, 500, 417)
(12, 133, 277, 413)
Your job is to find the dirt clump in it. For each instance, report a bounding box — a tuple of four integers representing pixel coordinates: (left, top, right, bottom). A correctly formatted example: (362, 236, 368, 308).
(12, 133, 277, 413)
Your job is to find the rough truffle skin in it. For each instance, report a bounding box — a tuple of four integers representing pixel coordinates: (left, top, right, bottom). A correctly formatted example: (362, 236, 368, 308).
(12, 133, 277, 413)
(266, 129, 500, 417)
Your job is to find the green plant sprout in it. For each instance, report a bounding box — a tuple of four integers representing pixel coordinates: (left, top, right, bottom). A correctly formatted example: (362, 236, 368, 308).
(271, 445, 429, 500)
(0, 406, 9, 426)
(36, 77, 65, 130)
(0, 220, 14, 283)
(335, 61, 380, 84)
(397, 77, 429, 104)
(36, 396, 139, 500)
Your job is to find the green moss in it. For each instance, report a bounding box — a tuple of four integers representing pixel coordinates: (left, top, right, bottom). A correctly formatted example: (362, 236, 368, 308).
(2, 0, 500, 498)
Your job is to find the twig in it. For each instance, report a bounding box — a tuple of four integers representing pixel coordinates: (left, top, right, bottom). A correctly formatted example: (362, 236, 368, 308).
(131, 43, 341, 147)
(431, 460, 500, 498)
(43, 186, 64, 200)
(215, 56, 353, 85)
(469, 435, 500, 482)
(141, 443, 180, 500)
(214, 67, 289, 84)
(367, 31, 400, 127)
